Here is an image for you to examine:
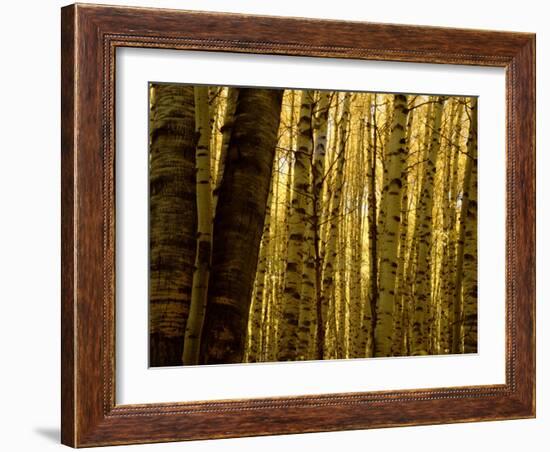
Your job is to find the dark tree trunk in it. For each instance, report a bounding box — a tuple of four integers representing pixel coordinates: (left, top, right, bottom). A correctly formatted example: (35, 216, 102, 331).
(149, 84, 196, 367)
(200, 88, 284, 364)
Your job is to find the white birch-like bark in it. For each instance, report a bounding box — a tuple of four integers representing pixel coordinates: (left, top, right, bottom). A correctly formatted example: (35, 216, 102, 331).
(374, 94, 409, 357)
(412, 97, 445, 355)
(279, 90, 314, 361)
(183, 86, 213, 364)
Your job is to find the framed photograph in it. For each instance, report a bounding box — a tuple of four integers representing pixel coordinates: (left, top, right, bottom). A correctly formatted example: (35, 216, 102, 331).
(61, 3, 535, 447)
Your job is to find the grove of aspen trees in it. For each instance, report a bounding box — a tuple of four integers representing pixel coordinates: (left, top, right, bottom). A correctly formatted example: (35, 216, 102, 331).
(149, 83, 478, 367)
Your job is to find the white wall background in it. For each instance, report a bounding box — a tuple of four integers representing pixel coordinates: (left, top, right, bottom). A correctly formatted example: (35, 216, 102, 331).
(0, 1, 545, 450)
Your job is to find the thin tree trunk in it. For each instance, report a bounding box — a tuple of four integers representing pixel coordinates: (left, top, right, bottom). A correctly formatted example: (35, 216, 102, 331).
(452, 98, 478, 354)
(349, 108, 366, 358)
(439, 100, 465, 353)
(391, 98, 416, 356)
(412, 97, 445, 355)
(298, 91, 318, 360)
(367, 99, 379, 357)
(310, 91, 331, 360)
(280, 90, 314, 361)
(183, 87, 213, 365)
(373, 94, 409, 357)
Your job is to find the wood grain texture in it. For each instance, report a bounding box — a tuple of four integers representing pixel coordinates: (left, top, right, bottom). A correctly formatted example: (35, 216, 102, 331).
(61, 5, 76, 446)
(61, 3, 536, 447)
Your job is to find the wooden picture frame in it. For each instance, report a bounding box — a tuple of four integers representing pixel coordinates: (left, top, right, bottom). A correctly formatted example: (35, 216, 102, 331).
(61, 3, 535, 447)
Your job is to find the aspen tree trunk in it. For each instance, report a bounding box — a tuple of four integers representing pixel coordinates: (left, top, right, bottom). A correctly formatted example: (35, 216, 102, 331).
(311, 91, 331, 360)
(320, 93, 350, 359)
(462, 99, 479, 353)
(391, 189, 409, 356)
(200, 89, 283, 364)
(435, 102, 463, 354)
(453, 99, 478, 353)
(402, 107, 432, 355)
(376, 96, 392, 238)
(272, 97, 297, 361)
(269, 94, 298, 361)
(279, 90, 314, 361)
(299, 228, 315, 360)
(439, 100, 465, 353)
(391, 99, 416, 356)
(183, 87, 213, 364)
(319, 97, 340, 268)
(298, 91, 317, 359)
(373, 94, 409, 357)
(403, 102, 431, 354)
(337, 210, 349, 358)
(357, 100, 374, 356)
(404, 238, 419, 355)
(366, 99, 379, 357)
(349, 109, 366, 358)
(149, 84, 196, 367)
(427, 100, 453, 355)
(438, 133, 454, 353)
(412, 97, 445, 355)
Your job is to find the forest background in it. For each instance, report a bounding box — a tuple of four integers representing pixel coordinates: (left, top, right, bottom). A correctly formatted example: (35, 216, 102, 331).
(149, 85, 478, 367)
